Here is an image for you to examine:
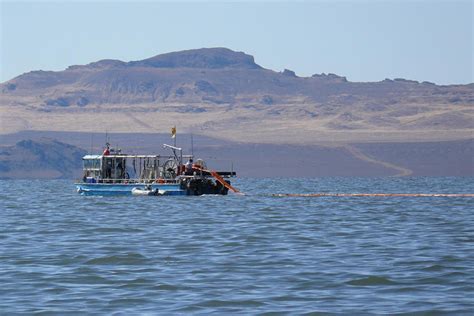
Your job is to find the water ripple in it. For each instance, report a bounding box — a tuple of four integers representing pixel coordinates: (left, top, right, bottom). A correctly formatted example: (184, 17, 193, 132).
(0, 177, 473, 314)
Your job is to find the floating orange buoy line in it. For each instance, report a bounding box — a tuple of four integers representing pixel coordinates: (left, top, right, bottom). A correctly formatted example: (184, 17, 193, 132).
(272, 193, 474, 198)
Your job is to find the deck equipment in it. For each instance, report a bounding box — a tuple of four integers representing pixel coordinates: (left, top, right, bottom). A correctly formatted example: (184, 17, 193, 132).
(75, 139, 237, 196)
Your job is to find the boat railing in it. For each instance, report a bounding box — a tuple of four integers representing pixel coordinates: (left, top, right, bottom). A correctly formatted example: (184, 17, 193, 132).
(79, 178, 181, 184)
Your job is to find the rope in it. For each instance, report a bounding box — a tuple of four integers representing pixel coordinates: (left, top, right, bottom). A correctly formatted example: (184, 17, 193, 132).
(271, 193, 474, 198)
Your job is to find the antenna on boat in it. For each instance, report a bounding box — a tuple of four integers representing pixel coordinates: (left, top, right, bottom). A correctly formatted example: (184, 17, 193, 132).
(90, 134, 94, 154)
(191, 133, 194, 157)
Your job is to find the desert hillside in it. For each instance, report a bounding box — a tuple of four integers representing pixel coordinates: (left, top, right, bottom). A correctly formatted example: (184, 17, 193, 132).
(0, 138, 86, 179)
(1, 48, 472, 144)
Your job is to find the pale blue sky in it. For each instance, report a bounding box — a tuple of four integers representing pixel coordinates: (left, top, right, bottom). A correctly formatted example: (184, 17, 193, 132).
(1, 0, 472, 84)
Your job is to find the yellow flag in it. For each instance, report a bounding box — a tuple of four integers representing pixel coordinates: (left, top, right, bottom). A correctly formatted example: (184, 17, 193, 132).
(171, 126, 176, 138)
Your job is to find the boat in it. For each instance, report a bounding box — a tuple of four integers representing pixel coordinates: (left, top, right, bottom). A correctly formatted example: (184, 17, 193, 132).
(75, 141, 237, 196)
(131, 186, 161, 196)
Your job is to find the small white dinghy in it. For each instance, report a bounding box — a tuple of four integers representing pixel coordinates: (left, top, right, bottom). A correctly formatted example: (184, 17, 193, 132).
(132, 186, 159, 196)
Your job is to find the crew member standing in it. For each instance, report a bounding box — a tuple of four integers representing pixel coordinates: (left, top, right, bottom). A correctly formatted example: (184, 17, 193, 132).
(185, 158, 194, 175)
(103, 143, 111, 179)
(103, 143, 110, 156)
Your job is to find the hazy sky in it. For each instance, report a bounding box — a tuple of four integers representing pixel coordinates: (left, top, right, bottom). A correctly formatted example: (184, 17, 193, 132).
(1, 0, 472, 84)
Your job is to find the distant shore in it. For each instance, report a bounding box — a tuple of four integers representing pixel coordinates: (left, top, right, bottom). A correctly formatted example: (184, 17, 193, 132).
(1, 131, 472, 179)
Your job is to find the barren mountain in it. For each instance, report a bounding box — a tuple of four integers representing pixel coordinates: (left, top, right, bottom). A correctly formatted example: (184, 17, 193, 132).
(1, 47, 473, 144)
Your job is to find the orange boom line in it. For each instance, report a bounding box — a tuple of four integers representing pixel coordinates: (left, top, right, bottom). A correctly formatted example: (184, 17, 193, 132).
(272, 193, 474, 197)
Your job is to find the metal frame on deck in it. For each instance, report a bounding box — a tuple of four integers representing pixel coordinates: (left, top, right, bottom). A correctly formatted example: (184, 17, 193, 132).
(82, 152, 194, 183)
(80, 143, 235, 186)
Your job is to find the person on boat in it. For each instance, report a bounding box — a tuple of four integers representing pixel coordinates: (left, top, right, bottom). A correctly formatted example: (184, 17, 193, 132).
(103, 143, 110, 156)
(102, 143, 112, 179)
(185, 158, 194, 175)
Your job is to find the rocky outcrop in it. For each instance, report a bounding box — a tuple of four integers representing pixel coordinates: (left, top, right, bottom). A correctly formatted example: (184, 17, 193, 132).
(129, 47, 261, 69)
(281, 69, 297, 77)
(311, 73, 347, 82)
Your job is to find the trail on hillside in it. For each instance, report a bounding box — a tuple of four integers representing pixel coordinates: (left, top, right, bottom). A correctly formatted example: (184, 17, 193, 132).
(127, 114, 156, 131)
(344, 145, 413, 177)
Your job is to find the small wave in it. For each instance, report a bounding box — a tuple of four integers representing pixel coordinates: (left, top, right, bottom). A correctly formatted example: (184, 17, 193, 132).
(86, 227, 145, 233)
(43, 287, 68, 295)
(151, 283, 181, 291)
(107, 298, 150, 306)
(193, 299, 265, 308)
(270, 295, 313, 302)
(347, 275, 397, 286)
(441, 255, 463, 263)
(85, 253, 148, 265)
(62, 274, 116, 285)
(421, 264, 447, 272)
(117, 278, 154, 289)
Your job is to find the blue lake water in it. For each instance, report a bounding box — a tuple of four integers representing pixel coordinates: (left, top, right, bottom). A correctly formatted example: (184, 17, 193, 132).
(1, 177, 473, 314)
